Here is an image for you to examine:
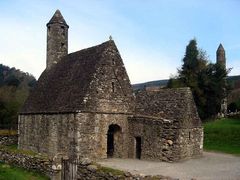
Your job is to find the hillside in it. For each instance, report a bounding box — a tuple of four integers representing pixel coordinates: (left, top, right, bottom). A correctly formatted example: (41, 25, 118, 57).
(132, 79, 169, 90)
(132, 75, 240, 90)
(0, 64, 36, 129)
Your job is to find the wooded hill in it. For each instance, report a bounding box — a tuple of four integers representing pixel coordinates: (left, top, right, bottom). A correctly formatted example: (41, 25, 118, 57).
(0, 64, 36, 129)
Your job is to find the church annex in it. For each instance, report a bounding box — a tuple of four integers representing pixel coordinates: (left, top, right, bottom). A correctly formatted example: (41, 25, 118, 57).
(18, 10, 203, 162)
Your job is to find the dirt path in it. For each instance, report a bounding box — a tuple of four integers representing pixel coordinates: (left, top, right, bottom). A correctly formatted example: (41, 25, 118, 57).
(98, 152, 240, 180)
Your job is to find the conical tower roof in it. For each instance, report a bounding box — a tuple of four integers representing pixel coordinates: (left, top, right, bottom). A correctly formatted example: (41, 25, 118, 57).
(47, 9, 68, 27)
(217, 43, 225, 52)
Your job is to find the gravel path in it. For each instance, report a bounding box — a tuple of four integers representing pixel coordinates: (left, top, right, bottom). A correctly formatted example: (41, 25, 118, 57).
(98, 152, 240, 180)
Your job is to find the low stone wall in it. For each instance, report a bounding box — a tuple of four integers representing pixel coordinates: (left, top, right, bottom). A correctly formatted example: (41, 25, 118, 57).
(0, 136, 175, 180)
(0, 135, 18, 146)
(0, 147, 57, 178)
(76, 159, 175, 180)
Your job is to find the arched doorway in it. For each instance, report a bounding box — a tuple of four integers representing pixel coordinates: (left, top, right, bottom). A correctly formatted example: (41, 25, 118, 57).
(107, 124, 122, 158)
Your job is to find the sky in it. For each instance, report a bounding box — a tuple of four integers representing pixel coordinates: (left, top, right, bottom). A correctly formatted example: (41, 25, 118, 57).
(0, 0, 239, 84)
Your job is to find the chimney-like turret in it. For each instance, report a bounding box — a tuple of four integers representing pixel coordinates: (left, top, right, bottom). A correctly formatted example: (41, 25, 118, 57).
(46, 10, 69, 69)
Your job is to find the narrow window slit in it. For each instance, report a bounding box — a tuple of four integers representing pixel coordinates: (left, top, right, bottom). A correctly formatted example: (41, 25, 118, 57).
(112, 82, 115, 92)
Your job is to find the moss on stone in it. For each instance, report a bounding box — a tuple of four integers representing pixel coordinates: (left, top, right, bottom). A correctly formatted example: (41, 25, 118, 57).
(0, 144, 49, 159)
(98, 166, 125, 176)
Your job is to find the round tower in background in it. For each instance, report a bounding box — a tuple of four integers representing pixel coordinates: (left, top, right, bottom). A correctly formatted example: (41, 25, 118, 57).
(216, 43, 227, 116)
(46, 10, 69, 69)
(216, 43, 226, 68)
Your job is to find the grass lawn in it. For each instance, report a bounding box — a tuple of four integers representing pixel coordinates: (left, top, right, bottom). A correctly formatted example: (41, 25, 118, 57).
(0, 162, 50, 180)
(0, 130, 17, 136)
(204, 118, 240, 155)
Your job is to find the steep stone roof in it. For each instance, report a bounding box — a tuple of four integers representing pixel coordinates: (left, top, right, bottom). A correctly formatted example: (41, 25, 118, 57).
(47, 9, 68, 27)
(134, 88, 202, 127)
(21, 40, 118, 114)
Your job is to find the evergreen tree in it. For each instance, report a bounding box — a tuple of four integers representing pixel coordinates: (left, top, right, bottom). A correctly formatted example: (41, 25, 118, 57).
(167, 39, 229, 120)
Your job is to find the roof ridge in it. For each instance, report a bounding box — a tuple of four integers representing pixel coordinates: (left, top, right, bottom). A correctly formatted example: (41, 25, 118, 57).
(68, 40, 115, 56)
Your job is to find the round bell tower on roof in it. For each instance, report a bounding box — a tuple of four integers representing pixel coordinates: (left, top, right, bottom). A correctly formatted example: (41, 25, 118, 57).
(46, 10, 69, 69)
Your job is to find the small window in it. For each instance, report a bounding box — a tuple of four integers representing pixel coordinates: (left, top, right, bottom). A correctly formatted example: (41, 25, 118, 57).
(61, 43, 65, 47)
(189, 132, 191, 140)
(61, 26, 65, 36)
(48, 26, 51, 31)
(112, 82, 115, 92)
(112, 58, 115, 65)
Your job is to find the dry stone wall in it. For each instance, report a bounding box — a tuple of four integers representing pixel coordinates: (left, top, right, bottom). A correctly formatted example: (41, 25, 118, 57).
(76, 159, 175, 180)
(0, 147, 55, 178)
(0, 135, 18, 146)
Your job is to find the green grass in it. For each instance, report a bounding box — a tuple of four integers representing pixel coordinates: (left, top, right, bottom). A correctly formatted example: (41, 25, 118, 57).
(98, 166, 125, 176)
(0, 130, 17, 136)
(0, 144, 49, 159)
(204, 118, 240, 155)
(0, 162, 50, 180)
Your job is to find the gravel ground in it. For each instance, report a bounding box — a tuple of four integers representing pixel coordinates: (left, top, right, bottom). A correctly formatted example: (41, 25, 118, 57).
(98, 152, 240, 180)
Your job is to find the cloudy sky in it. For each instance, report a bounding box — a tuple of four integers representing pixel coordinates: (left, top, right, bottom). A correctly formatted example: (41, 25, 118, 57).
(0, 0, 240, 83)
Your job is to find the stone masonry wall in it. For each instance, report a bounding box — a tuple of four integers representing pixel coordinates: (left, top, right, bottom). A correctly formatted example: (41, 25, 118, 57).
(18, 113, 77, 158)
(128, 117, 181, 162)
(19, 112, 130, 161)
(76, 158, 174, 180)
(178, 128, 203, 159)
(0, 147, 56, 178)
(75, 112, 129, 160)
(128, 117, 203, 162)
(0, 135, 18, 146)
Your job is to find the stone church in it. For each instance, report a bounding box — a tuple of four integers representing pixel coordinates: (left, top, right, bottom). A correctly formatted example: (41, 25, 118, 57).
(18, 10, 203, 162)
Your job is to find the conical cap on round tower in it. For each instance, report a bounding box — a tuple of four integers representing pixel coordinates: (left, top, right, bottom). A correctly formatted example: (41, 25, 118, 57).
(217, 43, 225, 52)
(47, 9, 68, 27)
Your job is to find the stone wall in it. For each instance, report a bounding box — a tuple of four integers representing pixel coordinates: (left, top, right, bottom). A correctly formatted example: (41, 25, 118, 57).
(76, 159, 174, 180)
(18, 113, 77, 158)
(0, 142, 175, 180)
(75, 112, 130, 160)
(0, 135, 18, 146)
(18, 112, 130, 161)
(128, 116, 180, 162)
(178, 128, 203, 159)
(128, 116, 203, 162)
(0, 147, 56, 178)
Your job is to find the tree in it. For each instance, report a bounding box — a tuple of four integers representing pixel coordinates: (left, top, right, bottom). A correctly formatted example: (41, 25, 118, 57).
(167, 39, 229, 120)
(0, 64, 36, 129)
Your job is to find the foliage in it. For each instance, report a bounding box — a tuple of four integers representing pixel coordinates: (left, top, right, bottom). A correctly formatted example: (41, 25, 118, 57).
(228, 98, 240, 112)
(204, 118, 240, 155)
(167, 39, 229, 120)
(0, 64, 36, 129)
(0, 162, 49, 180)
